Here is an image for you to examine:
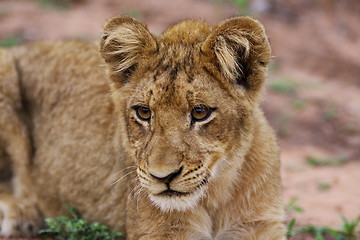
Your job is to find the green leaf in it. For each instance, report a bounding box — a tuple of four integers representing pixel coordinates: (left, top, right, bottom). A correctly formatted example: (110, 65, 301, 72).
(269, 78, 298, 94)
(39, 206, 125, 240)
(285, 197, 304, 213)
(314, 228, 324, 240)
(65, 205, 81, 219)
(0, 35, 23, 48)
(306, 156, 347, 167)
(286, 218, 296, 237)
(37, 0, 70, 10)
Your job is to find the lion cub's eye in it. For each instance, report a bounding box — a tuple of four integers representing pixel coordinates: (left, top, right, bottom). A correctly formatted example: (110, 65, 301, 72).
(191, 105, 212, 122)
(134, 106, 151, 121)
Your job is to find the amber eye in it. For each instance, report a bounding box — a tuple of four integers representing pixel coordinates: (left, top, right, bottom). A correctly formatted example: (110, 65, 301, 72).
(191, 105, 212, 122)
(134, 106, 151, 121)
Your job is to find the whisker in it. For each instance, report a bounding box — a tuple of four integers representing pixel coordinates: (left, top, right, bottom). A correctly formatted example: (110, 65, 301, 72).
(128, 181, 141, 200)
(136, 187, 148, 211)
(130, 176, 140, 184)
(111, 170, 136, 186)
(135, 186, 146, 199)
(112, 166, 137, 178)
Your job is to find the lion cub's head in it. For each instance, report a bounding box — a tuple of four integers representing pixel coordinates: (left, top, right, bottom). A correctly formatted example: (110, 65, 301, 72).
(100, 16, 271, 212)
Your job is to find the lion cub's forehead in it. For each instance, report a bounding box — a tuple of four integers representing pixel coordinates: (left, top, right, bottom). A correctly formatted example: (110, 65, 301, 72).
(148, 72, 198, 108)
(139, 52, 208, 107)
(131, 62, 219, 111)
(129, 20, 225, 109)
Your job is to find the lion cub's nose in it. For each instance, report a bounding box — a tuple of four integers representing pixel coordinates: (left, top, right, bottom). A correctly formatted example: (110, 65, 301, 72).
(149, 167, 183, 184)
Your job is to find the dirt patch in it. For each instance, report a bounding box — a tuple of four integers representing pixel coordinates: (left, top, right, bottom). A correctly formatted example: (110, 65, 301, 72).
(0, 0, 359, 238)
(258, 0, 360, 84)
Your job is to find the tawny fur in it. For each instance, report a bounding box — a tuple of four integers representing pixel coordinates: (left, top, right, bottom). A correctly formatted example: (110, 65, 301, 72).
(0, 16, 285, 239)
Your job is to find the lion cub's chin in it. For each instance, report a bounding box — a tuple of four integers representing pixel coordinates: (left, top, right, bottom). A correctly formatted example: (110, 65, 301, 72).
(148, 188, 206, 212)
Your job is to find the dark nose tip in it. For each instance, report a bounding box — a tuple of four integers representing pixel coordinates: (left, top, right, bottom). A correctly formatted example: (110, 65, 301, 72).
(150, 167, 183, 184)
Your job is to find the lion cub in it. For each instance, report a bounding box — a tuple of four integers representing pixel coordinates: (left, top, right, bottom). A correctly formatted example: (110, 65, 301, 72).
(0, 16, 285, 239)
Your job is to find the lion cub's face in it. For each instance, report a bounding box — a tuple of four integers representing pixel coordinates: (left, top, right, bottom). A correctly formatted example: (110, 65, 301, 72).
(123, 61, 246, 212)
(100, 17, 271, 212)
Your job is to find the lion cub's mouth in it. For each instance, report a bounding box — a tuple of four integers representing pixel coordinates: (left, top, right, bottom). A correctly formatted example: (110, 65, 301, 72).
(156, 189, 191, 197)
(149, 187, 207, 212)
(147, 176, 210, 212)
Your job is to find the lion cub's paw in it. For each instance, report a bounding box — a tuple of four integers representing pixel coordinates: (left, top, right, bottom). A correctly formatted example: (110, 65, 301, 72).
(0, 196, 43, 238)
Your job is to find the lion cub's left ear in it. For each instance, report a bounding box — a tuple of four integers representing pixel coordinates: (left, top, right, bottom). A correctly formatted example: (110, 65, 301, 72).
(201, 17, 271, 93)
(100, 16, 157, 85)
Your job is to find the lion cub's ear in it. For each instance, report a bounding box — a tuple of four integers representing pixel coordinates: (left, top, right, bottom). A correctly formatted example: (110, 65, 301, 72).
(201, 17, 271, 93)
(100, 16, 157, 85)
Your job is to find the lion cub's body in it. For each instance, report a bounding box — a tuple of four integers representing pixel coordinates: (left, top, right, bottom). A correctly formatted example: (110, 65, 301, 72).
(0, 17, 285, 239)
(0, 42, 128, 233)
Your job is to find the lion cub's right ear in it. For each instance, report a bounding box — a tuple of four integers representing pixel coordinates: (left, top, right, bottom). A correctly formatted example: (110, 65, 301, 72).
(100, 16, 157, 85)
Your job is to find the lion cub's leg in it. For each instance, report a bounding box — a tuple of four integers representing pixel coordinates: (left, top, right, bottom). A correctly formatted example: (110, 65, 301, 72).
(0, 193, 42, 238)
(0, 109, 43, 238)
(0, 49, 42, 237)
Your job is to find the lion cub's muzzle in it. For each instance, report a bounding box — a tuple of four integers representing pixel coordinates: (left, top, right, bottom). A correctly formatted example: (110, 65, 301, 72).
(150, 166, 200, 197)
(137, 164, 210, 211)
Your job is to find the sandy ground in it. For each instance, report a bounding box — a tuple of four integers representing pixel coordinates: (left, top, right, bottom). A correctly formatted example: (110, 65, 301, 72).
(0, 0, 359, 239)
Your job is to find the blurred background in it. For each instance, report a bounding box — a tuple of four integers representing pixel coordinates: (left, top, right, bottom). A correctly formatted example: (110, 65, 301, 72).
(0, 0, 359, 239)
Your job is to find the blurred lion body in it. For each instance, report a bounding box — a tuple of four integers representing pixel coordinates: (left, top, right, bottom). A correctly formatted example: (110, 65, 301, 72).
(0, 17, 285, 239)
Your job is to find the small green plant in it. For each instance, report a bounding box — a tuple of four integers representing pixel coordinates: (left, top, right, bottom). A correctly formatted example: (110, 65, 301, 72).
(287, 218, 297, 238)
(268, 60, 281, 73)
(306, 156, 347, 167)
(122, 8, 143, 19)
(269, 78, 298, 94)
(39, 206, 124, 240)
(291, 99, 306, 111)
(275, 114, 291, 137)
(317, 182, 331, 192)
(286, 200, 359, 240)
(232, 0, 251, 15)
(322, 105, 338, 121)
(298, 225, 339, 240)
(0, 35, 23, 47)
(37, 0, 71, 10)
(296, 215, 360, 240)
(339, 215, 360, 239)
(285, 198, 304, 238)
(285, 197, 304, 214)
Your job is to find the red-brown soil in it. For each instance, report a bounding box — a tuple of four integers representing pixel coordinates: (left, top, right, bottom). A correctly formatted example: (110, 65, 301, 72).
(1, 0, 359, 239)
